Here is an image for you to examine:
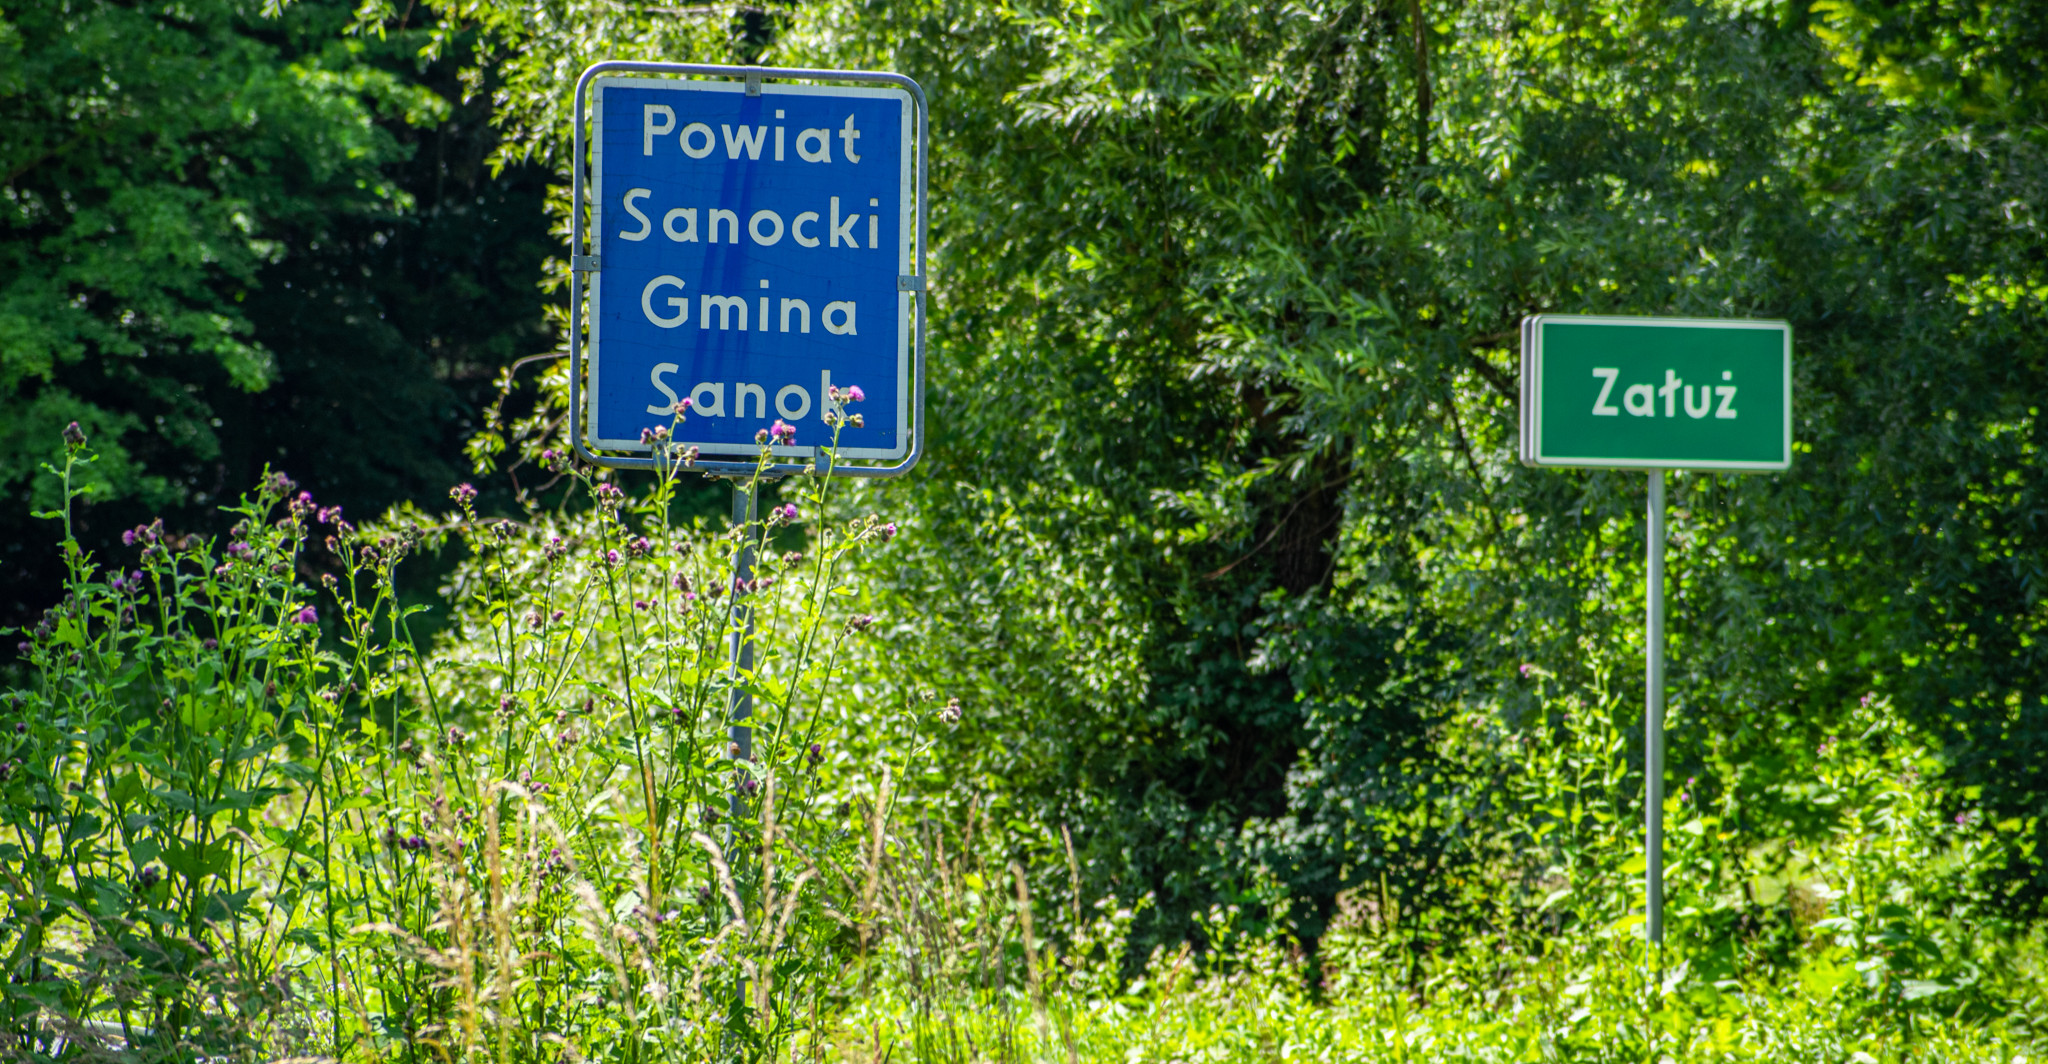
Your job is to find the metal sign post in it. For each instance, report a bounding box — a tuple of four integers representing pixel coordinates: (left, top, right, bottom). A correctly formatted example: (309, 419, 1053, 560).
(1521, 314, 1792, 973)
(1645, 470, 1665, 949)
(727, 481, 757, 812)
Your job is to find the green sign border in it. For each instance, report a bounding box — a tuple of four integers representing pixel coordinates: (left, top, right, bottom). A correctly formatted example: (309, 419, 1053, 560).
(1520, 314, 1793, 472)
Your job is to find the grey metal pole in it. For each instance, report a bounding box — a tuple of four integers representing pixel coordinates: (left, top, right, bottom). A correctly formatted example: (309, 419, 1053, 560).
(721, 479, 759, 1028)
(728, 481, 757, 819)
(1646, 470, 1666, 957)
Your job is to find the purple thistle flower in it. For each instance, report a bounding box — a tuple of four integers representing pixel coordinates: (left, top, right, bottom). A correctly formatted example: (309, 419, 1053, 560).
(122, 529, 137, 546)
(293, 606, 318, 625)
(847, 385, 865, 403)
(676, 398, 692, 413)
(781, 503, 798, 522)
(605, 549, 621, 565)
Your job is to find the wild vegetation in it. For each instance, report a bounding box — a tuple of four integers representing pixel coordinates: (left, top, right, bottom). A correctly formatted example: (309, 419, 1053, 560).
(6, 0, 2048, 1060)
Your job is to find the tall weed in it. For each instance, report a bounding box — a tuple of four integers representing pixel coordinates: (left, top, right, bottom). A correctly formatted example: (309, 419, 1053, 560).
(5, 404, 914, 1062)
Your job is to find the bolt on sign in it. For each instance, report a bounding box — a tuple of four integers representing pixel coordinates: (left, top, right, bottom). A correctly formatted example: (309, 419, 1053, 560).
(568, 64, 928, 476)
(1520, 315, 1792, 471)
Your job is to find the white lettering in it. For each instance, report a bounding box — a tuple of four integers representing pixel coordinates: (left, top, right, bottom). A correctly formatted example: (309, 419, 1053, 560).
(791, 211, 820, 247)
(690, 382, 726, 418)
(829, 197, 858, 248)
(796, 127, 831, 163)
(774, 125, 784, 161)
(748, 209, 785, 246)
(1623, 383, 1655, 417)
(1683, 384, 1712, 419)
(722, 124, 767, 160)
(819, 369, 836, 421)
(641, 276, 687, 328)
(1659, 369, 1682, 418)
(775, 384, 811, 420)
(680, 122, 715, 159)
(838, 114, 862, 163)
(701, 294, 748, 331)
(735, 383, 767, 419)
(1590, 367, 1620, 416)
(643, 106, 675, 155)
(780, 298, 811, 333)
(707, 209, 738, 244)
(663, 207, 697, 242)
(619, 188, 652, 241)
(823, 300, 857, 335)
(1715, 385, 1738, 418)
(647, 362, 681, 414)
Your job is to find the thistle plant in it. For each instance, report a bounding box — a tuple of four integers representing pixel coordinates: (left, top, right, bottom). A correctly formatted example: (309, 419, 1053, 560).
(3, 424, 360, 1059)
(4, 391, 926, 1063)
(322, 383, 913, 1061)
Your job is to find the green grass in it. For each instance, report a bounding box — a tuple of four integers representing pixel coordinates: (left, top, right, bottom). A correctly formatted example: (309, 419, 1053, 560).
(832, 936, 2044, 1063)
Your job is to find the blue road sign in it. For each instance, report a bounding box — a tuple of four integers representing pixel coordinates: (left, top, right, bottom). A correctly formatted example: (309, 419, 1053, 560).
(587, 76, 915, 461)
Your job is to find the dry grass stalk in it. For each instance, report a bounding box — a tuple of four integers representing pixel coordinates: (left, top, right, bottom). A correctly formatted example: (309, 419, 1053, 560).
(692, 831, 749, 932)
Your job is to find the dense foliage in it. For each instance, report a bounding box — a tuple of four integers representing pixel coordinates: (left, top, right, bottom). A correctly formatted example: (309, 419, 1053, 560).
(6, 0, 2048, 1057)
(5, 422, 909, 1058)
(6, 429, 2045, 1059)
(0, 0, 555, 626)
(432, 0, 2048, 954)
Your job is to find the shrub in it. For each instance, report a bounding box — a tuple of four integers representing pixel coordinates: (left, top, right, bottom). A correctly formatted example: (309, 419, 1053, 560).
(4, 406, 915, 1061)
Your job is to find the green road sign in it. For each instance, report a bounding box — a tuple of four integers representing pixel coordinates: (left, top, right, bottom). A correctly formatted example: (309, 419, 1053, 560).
(1521, 314, 1792, 471)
